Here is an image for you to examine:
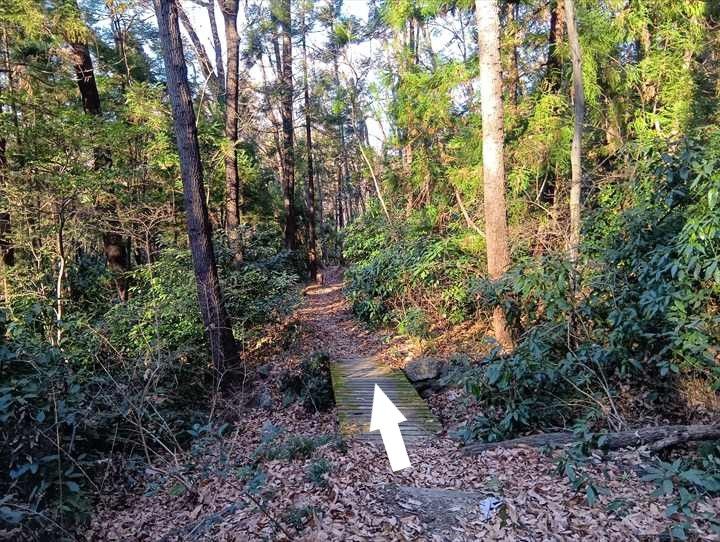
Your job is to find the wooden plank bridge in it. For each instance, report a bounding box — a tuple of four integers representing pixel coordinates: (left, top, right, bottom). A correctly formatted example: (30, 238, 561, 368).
(330, 356, 441, 444)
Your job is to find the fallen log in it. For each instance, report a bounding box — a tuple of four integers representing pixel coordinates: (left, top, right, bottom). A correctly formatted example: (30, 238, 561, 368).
(462, 424, 720, 455)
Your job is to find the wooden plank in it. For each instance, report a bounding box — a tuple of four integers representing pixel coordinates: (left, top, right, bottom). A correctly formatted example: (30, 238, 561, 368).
(330, 356, 441, 445)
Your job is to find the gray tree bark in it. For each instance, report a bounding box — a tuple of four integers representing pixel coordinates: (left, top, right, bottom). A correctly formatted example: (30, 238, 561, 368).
(221, 0, 242, 263)
(475, 0, 514, 350)
(153, 0, 239, 378)
(177, 2, 219, 95)
(206, 0, 226, 100)
(301, 5, 318, 280)
(278, 0, 297, 249)
(564, 0, 584, 266)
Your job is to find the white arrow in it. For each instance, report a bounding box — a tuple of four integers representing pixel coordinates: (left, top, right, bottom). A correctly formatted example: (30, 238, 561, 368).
(369, 384, 411, 471)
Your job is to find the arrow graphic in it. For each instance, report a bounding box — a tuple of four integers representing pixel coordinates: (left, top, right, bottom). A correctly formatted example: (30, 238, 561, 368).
(369, 384, 411, 471)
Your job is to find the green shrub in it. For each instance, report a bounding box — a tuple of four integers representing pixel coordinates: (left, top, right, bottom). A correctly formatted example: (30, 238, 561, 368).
(457, 131, 720, 442)
(279, 353, 335, 412)
(282, 505, 314, 531)
(343, 211, 483, 329)
(105, 249, 205, 362)
(0, 344, 94, 531)
(347, 129, 720, 446)
(251, 423, 332, 463)
(397, 307, 430, 338)
(105, 244, 299, 362)
(0, 230, 301, 535)
(637, 444, 720, 538)
(306, 459, 331, 487)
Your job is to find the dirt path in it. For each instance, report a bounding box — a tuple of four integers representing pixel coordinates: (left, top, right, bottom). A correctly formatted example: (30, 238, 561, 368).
(87, 269, 716, 541)
(302, 269, 440, 443)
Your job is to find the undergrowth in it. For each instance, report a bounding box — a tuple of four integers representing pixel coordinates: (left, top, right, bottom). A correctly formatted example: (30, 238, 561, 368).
(345, 131, 720, 441)
(343, 130, 720, 531)
(0, 228, 301, 537)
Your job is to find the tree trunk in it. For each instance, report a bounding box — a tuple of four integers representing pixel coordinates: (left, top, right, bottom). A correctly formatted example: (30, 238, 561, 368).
(206, 0, 226, 101)
(336, 164, 344, 229)
(400, 18, 415, 180)
(301, 6, 319, 281)
(70, 42, 102, 116)
(54, 200, 68, 346)
(278, 0, 296, 250)
(505, 2, 521, 105)
(177, 2, 219, 95)
(107, 2, 131, 83)
(0, 138, 13, 268)
(317, 166, 324, 227)
(330, 5, 349, 232)
(358, 144, 391, 223)
(463, 424, 720, 455)
(103, 232, 129, 302)
(153, 0, 239, 378)
(1, 41, 15, 289)
(221, 0, 242, 264)
(0, 212, 12, 266)
(69, 38, 130, 302)
(547, 0, 565, 92)
(476, 0, 514, 351)
(565, 0, 584, 266)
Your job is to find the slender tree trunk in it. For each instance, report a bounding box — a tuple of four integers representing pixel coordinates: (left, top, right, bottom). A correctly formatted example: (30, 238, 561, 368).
(358, 144, 391, 223)
(336, 164, 344, 229)
(535, 0, 566, 206)
(103, 232, 130, 302)
(565, 0, 584, 265)
(0, 138, 13, 269)
(421, 22, 437, 70)
(278, 0, 296, 249)
(207, 0, 226, 101)
(2, 28, 20, 144)
(330, 3, 349, 231)
(0, 212, 10, 304)
(476, 0, 514, 350)
(177, 2, 219, 94)
(54, 200, 68, 346)
(153, 0, 239, 378)
(69, 38, 130, 301)
(547, 0, 565, 92)
(301, 7, 319, 281)
(1, 38, 15, 292)
(400, 18, 414, 179)
(108, 5, 131, 83)
(347, 190, 354, 222)
(317, 166, 324, 227)
(221, 0, 242, 263)
(506, 2, 521, 105)
(0, 215, 11, 265)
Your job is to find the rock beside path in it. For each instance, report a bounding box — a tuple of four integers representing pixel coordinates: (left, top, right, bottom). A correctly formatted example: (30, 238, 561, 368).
(404, 357, 442, 382)
(383, 484, 502, 534)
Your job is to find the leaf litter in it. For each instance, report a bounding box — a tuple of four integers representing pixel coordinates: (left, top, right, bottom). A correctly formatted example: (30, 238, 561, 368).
(86, 269, 720, 541)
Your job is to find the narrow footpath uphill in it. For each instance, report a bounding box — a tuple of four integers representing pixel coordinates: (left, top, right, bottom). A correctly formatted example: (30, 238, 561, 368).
(302, 270, 441, 444)
(88, 269, 719, 541)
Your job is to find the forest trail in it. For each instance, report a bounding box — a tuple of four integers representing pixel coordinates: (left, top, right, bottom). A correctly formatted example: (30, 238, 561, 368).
(301, 269, 440, 443)
(87, 269, 716, 541)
